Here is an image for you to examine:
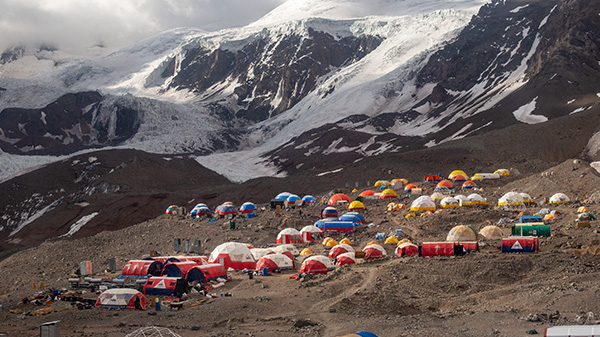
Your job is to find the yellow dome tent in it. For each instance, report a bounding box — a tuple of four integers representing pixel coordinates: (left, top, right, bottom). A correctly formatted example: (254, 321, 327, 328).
(380, 189, 398, 199)
(405, 213, 416, 219)
(448, 170, 469, 180)
(351, 188, 358, 193)
(578, 206, 589, 213)
(300, 248, 313, 256)
(494, 169, 510, 176)
(326, 239, 339, 247)
(374, 180, 390, 187)
(322, 237, 333, 245)
(479, 225, 505, 239)
(446, 225, 477, 242)
(397, 238, 411, 245)
(365, 240, 379, 247)
(339, 238, 352, 245)
(348, 200, 365, 210)
(384, 236, 399, 244)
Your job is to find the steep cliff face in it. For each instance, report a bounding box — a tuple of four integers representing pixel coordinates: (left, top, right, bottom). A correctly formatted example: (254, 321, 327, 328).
(163, 27, 382, 122)
(0, 92, 145, 155)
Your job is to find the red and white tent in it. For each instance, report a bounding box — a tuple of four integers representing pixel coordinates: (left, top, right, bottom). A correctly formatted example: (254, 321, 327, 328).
(208, 242, 256, 270)
(276, 228, 303, 244)
(255, 253, 294, 272)
(335, 252, 356, 267)
(271, 244, 300, 257)
(300, 225, 323, 242)
(95, 288, 147, 310)
(174, 256, 209, 265)
(328, 244, 355, 260)
(395, 243, 419, 257)
(120, 260, 164, 278)
(363, 244, 387, 260)
(300, 255, 334, 274)
(250, 248, 275, 261)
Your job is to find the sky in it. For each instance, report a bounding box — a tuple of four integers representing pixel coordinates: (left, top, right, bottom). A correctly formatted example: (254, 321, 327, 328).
(0, 0, 286, 53)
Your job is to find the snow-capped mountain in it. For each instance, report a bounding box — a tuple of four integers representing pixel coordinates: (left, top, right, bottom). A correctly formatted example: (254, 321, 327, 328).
(1, 0, 600, 184)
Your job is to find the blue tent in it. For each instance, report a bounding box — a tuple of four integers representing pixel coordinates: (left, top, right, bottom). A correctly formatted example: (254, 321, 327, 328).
(239, 202, 256, 213)
(315, 219, 354, 233)
(338, 214, 362, 225)
(275, 192, 292, 200)
(302, 195, 317, 204)
(345, 212, 366, 223)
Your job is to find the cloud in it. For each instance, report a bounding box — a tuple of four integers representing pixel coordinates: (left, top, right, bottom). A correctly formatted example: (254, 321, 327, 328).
(0, 0, 286, 52)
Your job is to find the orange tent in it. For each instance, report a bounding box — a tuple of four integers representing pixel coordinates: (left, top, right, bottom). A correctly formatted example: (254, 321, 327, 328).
(404, 184, 418, 193)
(327, 193, 352, 205)
(359, 190, 376, 197)
(436, 180, 454, 189)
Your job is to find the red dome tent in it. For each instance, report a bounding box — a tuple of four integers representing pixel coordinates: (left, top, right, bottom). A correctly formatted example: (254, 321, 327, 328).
(363, 244, 387, 260)
(300, 255, 335, 274)
(121, 260, 164, 278)
(300, 225, 323, 242)
(358, 190, 376, 198)
(96, 288, 147, 310)
(161, 261, 200, 278)
(276, 228, 303, 244)
(208, 242, 256, 270)
(395, 243, 419, 257)
(255, 253, 294, 272)
(186, 264, 227, 283)
(424, 175, 441, 182)
(175, 256, 209, 265)
(335, 252, 357, 266)
(328, 193, 352, 206)
(328, 244, 355, 260)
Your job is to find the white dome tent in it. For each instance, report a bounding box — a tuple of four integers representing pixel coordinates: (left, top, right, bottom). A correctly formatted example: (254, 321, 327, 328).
(549, 193, 570, 204)
(126, 327, 182, 337)
(440, 196, 459, 208)
(498, 192, 524, 207)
